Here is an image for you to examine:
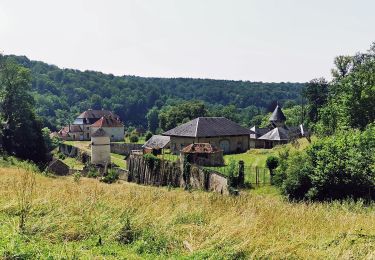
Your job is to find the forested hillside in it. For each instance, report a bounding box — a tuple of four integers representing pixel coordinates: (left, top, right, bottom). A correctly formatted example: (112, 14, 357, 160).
(6, 55, 304, 130)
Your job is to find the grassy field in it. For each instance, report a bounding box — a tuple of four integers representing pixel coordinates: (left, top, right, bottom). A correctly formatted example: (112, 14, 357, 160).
(204, 138, 312, 183)
(0, 166, 374, 259)
(61, 157, 85, 170)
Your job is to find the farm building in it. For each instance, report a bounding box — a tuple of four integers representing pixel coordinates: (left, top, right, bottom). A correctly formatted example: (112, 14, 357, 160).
(180, 143, 224, 167)
(58, 109, 124, 141)
(163, 117, 254, 155)
(250, 105, 307, 148)
(142, 135, 170, 155)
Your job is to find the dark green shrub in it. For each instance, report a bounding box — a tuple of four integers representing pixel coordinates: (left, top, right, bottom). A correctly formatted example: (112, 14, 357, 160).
(87, 169, 99, 178)
(100, 169, 119, 184)
(266, 156, 279, 171)
(129, 134, 139, 143)
(143, 153, 160, 169)
(266, 155, 279, 185)
(116, 217, 137, 244)
(145, 131, 153, 141)
(280, 126, 375, 201)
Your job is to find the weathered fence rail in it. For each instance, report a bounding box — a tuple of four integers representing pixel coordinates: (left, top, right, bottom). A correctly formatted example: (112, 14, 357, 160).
(127, 154, 229, 194)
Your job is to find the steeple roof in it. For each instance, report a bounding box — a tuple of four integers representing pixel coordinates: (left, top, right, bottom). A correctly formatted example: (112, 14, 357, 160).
(269, 105, 286, 122)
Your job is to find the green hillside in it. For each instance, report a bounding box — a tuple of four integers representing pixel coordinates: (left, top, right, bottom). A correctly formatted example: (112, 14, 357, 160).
(6, 55, 304, 130)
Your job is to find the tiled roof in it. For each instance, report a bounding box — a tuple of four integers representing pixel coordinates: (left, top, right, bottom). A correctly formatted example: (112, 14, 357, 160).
(258, 127, 290, 141)
(142, 135, 170, 149)
(77, 109, 118, 119)
(163, 117, 254, 138)
(91, 128, 108, 137)
(181, 143, 222, 154)
(250, 126, 272, 137)
(269, 105, 286, 122)
(91, 116, 123, 128)
(68, 125, 83, 133)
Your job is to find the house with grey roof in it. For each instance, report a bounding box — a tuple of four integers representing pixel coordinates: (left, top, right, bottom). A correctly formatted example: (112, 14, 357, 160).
(163, 117, 254, 154)
(250, 105, 307, 149)
(59, 109, 124, 141)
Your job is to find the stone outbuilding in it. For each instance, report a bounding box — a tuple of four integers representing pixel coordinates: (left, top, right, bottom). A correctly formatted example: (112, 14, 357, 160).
(142, 135, 170, 155)
(91, 128, 111, 166)
(163, 117, 254, 155)
(180, 143, 224, 167)
(47, 159, 70, 176)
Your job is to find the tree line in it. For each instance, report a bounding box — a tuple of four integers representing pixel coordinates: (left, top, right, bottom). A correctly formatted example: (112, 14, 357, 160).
(7, 54, 304, 132)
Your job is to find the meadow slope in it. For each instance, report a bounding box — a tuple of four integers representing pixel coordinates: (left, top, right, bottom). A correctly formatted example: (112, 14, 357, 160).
(0, 167, 374, 259)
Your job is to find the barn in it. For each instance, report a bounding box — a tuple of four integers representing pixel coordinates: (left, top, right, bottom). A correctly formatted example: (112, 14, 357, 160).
(163, 117, 253, 155)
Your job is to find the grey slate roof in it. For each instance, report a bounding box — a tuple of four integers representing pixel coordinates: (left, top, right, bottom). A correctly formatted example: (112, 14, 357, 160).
(142, 135, 170, 149)
(258, 127, 290, 141)
(163, 117, 254, 138)
(250, 126, 272, 138)
(269, 105, 286, 122)
(91, 128, 108, 137)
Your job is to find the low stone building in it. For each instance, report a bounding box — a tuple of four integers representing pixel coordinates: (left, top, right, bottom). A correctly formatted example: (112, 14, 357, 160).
(142, 135, 170, 155)
(91, 128, 111, 166)
(180, 143, 224, 166)
(163, 117, 254, 154)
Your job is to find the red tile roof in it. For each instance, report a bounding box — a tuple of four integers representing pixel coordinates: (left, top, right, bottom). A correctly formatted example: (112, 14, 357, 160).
(91, 116, 123, 128)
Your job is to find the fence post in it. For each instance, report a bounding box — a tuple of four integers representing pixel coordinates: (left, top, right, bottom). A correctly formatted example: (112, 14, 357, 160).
(238, 160, 244, 187)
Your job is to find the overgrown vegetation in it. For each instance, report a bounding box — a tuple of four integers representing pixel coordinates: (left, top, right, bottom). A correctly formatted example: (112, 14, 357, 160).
(0, 55, 47, 164)
(100, 169, 120, 184)
(272, 43, 375, 202)
(275, 126, 375, 201)
(0, 167, 374, 258)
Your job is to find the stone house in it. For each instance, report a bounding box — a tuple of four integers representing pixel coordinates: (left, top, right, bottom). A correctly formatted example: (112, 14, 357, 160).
(59, 109, 124, 141)
(90, 116, 124, 141)
(163, 117, 254, 154)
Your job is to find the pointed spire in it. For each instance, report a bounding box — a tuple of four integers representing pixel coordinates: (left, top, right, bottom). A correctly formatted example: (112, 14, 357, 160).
(269, 104, 286, 123)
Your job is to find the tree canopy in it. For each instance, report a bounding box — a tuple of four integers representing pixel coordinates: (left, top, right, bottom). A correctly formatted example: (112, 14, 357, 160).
(0, 55, 47, 164)
(7, 55, 305, 131)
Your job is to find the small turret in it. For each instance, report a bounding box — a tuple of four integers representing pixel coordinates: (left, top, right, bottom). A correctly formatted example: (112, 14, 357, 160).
(269, 104, 286, 127)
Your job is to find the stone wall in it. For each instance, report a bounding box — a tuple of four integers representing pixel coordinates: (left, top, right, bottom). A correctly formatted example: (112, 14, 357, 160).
(110, 143, 143, 155)
(59, 143, 91, 163)
(127, 155, 228, 194)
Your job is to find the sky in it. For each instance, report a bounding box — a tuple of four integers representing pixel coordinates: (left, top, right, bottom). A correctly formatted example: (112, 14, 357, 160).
(0, 0, 374, 82)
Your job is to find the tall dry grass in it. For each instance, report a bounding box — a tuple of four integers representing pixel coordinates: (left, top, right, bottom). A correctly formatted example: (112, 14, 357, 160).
(0, 167, 374, 259)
